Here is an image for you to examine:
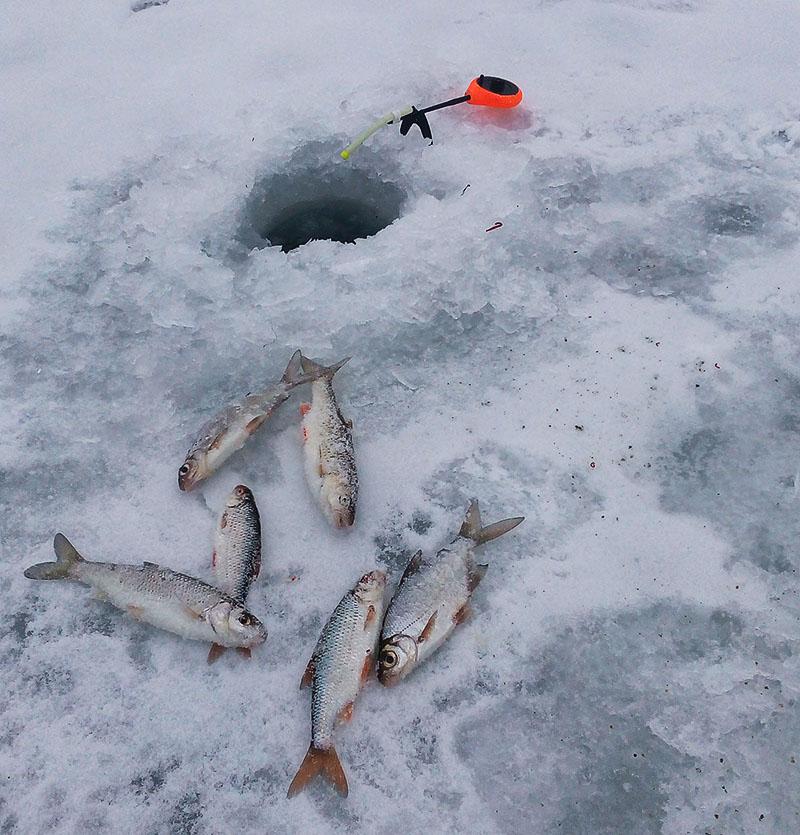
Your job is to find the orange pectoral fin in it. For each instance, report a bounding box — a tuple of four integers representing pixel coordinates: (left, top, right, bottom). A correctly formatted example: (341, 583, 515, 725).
(338, 701, 354, 724)
(453, 603, 472, 626)
(419, 611, 437, 643)
(207, 643, 227, 664)
(360, 655, 373, 685)
(365, 604, 376, 628)
(300, 656, 316, 689)
(236, 647, 252, 659)
(300, 402, 312, 417)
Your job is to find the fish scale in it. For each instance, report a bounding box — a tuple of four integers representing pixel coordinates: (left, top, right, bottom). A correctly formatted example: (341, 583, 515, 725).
(288, 571, 386, 798)
(300, 355, 357, 528)
(213, 485, 261, 603)
(24, 534, 267, 650)
(178, 349, 329, 491)
(378, 500, 524, 686)
(381, 540, 471, 640)
(310, 590, 370, 747)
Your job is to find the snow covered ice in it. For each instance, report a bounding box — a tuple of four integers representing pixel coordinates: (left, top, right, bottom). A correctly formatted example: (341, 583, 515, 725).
(2, 1, 800, 832)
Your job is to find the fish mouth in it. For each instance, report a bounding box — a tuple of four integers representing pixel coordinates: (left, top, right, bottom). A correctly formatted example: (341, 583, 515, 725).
(249, 630, 268, 647)
(333, 511, 354, 529)
(178, 471, 197, 491)
(377, 668, 402, 687)
(228, 484, 254, 506)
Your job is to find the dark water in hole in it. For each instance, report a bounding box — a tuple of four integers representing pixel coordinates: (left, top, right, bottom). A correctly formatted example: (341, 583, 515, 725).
(262, 197, 395, 252)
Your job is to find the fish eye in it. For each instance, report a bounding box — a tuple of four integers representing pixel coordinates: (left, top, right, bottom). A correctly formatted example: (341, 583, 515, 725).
(380, 650, 397, 668)
(238, 613, 253, 626)
(179, 464, 190, 476)
(339, 495, 351, 506)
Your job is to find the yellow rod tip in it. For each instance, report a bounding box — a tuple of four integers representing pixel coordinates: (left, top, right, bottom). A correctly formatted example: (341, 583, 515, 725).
(340, 150, 350, 160)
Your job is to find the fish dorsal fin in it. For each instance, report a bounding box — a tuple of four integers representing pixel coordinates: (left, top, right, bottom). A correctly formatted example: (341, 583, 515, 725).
(400, 550, 423, 583)
(418, 611, 437, 643)
(468, 563, 488, 593)
(143, 561, 159, 569)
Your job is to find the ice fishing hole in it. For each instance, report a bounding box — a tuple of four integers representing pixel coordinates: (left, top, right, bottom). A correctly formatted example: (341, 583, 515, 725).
(239, 152, 406, 253)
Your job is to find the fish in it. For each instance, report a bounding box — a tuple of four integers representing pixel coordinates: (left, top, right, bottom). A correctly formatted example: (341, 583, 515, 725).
(207, 484, 262, 663)
(178, 349, 326, 491)
(298, 354, 357, 528)
(378, 500, 523, 686)
(287, 570, 386, 798)
(24, 534, 267, 653)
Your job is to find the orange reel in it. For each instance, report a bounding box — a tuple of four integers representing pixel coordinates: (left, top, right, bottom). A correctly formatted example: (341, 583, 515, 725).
(466, 75, 523, 108)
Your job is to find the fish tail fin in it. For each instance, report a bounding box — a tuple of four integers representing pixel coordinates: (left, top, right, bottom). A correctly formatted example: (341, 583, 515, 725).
(299, 354, 351, 382)
(458, 500, 524, 546)
(24, 533, 85, 581)
(287, 744, 348, 798)
(281, 349, 305, 385)
(282, 349, 348, 388)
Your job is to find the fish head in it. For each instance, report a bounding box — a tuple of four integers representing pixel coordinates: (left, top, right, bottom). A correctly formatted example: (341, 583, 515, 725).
(226, 484, 255, 508)
(178, 455, 206, 491)
(321, 478, 357, 529)
(354, 570, 387, 605)
(224, 604, 268, 647)
(377, 634, 418, 686)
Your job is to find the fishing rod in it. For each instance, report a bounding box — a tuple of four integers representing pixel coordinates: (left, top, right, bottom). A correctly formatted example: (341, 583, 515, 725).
(340, 74, 524, 160)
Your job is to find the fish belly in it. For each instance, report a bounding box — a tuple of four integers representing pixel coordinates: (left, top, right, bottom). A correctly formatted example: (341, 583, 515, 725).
(302, 407, 326, 493)
(205, 424, 251, 472)
(80, 566, 215, 643)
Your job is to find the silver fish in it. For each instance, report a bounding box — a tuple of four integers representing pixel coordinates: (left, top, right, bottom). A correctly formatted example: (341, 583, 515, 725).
(178, 349, 324, 491)
(299, 354, 357, 528)
(378, 500, 523, 686)
(207, 484, 262, 663)
(25, 534, 267, 653)
(287, 570, 386, 798)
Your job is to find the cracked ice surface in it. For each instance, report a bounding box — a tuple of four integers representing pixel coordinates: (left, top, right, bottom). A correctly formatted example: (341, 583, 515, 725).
(2, 1, 800, 833)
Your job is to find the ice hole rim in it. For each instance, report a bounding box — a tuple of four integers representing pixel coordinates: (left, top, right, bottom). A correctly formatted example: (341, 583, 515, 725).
(237, 146, 408, 254)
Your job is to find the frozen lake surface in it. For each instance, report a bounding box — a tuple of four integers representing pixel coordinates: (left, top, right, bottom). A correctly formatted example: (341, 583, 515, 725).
(2, 1, 799, 832)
